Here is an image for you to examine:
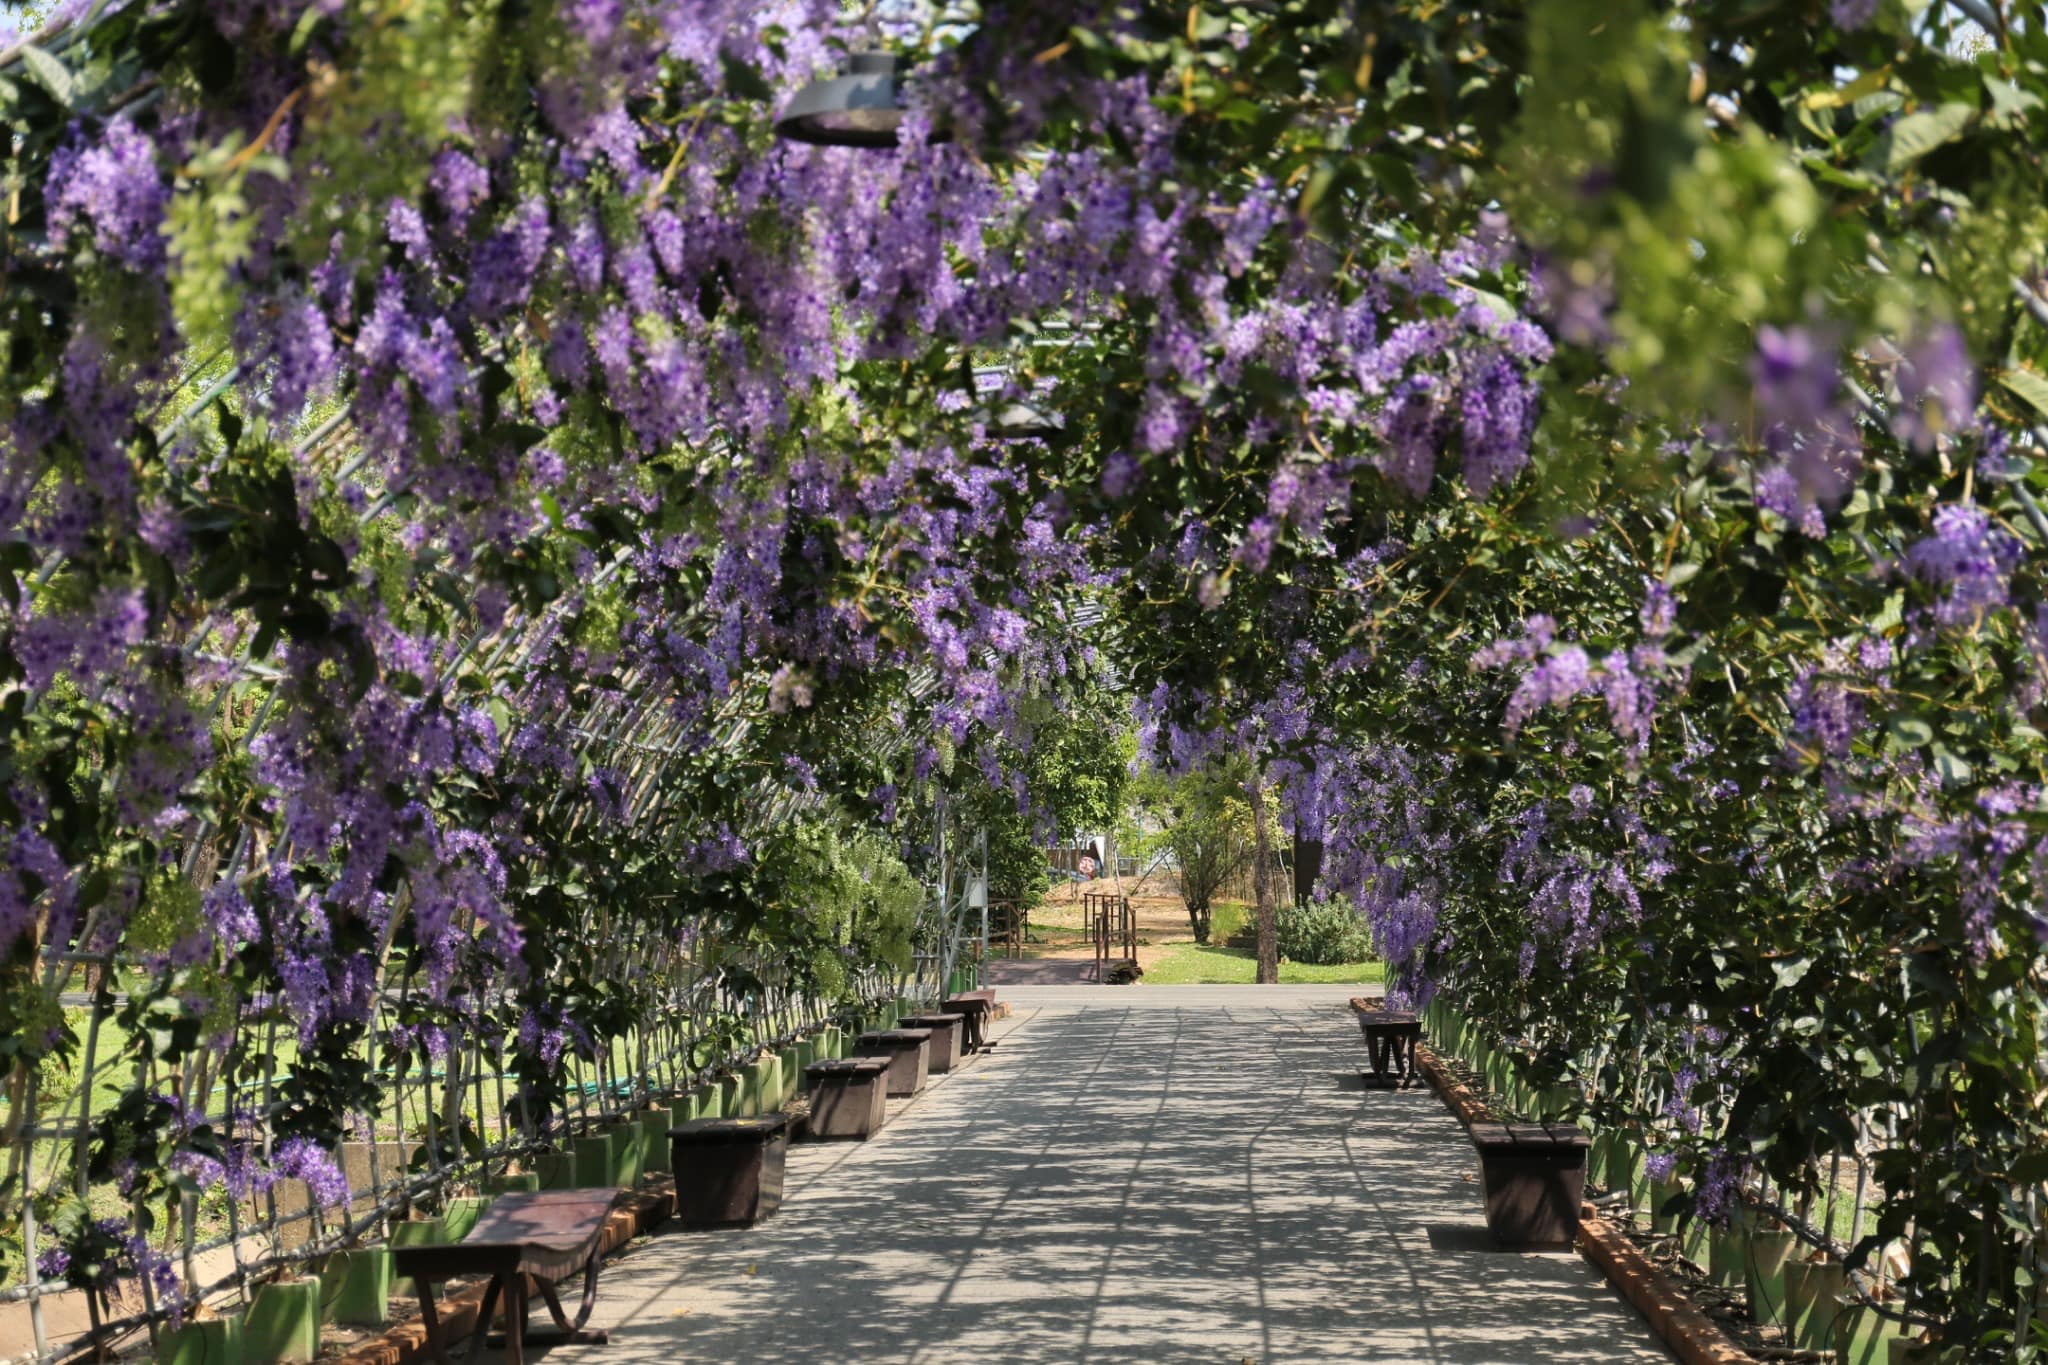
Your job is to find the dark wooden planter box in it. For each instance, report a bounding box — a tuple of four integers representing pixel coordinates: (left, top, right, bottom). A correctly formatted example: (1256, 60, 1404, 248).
(803, 1058, 890, 1139)
(897, 1013, 965, 1072)
(1470, 1122, 1589, 1250)
(855, 1029, 932, 1096)
(669, 1114, 791, 1227)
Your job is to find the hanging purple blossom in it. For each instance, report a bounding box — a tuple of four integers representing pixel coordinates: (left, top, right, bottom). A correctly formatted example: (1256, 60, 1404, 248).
(1750, 325, 1838, 431)
(430, 149, 492, 230)
(1892, 324, 1975, 450)
(1907, 503, 2022, 627)
(1459, 353, 1536, 494)
(271, 1137, 350, 1209)
(46, 117, 169, 270)
(1503, 646, 1592, 734)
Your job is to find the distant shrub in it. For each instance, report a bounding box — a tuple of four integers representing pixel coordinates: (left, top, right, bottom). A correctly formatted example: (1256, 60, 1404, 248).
(1276, 897, 1376, 965)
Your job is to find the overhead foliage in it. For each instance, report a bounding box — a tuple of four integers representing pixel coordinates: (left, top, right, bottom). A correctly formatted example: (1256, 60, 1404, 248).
(1, 0, 2046, 1355)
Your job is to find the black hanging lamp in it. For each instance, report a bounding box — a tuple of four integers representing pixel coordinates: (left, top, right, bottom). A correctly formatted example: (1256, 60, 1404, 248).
(776, 52, 939, 149)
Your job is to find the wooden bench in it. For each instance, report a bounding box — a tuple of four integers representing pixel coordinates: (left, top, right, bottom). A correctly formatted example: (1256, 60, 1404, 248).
(669, 1114, 791, 1227)
(1352, 1007, 1422, 1088)
(940, 990, 997, 1052)
(1468, 1122, 1590, 1249)
(390, 1188, 619, 1365)
(896, 1013, 966, 1072)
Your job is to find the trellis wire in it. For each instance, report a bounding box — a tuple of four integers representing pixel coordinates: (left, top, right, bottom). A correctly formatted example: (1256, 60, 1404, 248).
(1, 950, 914, 1365)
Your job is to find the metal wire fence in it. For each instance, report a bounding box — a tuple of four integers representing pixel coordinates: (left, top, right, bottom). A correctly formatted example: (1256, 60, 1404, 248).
(0, 910, 976, 1365)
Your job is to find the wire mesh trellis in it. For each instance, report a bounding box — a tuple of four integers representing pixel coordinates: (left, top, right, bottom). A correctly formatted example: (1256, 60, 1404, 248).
(0, 863, 980, 1365)
(5, 8, 1096, 1363)
(1437, 996, 1974, 1336)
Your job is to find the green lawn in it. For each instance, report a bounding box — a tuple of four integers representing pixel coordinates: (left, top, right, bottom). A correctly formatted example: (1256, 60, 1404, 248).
(1142, 943, 1385, 985)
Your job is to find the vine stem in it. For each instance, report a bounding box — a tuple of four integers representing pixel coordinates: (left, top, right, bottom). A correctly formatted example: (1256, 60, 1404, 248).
(188, 87, 305, 181)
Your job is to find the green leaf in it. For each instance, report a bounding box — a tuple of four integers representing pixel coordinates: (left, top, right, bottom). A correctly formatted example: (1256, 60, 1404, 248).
(1771, 956, 1814, 989)
(1887, 714, 1933, 747)
(289, 5, 328, 57)
(1876, 102, 1976, 173)
(1801, 68, 1892, 111)
(1465, 288, 1518, 324)
(18, 45, 73, 108)
(1983, 75, 2041, 127)
(1297, 160, 1338, 220)
(720, 54, 774, 103)
(215, 405, 243, 454)
(1997, 367, 2048, 422)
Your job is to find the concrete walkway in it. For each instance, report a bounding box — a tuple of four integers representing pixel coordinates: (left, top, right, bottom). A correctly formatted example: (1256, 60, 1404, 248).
(591, 990, 1670, 1364)
(982, 955, 1103, 986)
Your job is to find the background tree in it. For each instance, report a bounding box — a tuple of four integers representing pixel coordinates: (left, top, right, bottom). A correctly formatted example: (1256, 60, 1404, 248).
(1132, 762, 1255, 946)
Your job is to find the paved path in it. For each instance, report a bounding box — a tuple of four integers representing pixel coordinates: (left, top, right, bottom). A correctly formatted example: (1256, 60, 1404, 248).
(591, 991, 1670, 1364)
(983, 956, 1102, 986)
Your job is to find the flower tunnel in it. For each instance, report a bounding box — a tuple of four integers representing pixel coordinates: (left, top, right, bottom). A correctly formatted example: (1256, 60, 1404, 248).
(0, 0, 2045, 1360)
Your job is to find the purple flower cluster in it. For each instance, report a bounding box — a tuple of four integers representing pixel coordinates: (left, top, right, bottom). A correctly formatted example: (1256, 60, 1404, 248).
(1746, 325, 1865, 534)
(1907, 503, 2022, 627)
(1692, 1151, 1746, 1226)
(271, 1137, 350, 1209)
(1891, 325, 1975, 451)
(46, 118, 168, 270)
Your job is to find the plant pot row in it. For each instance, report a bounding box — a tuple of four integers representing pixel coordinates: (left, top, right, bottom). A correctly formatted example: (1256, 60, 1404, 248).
(1423, 998, 1939, 1365)
(155, 1007, 907, 1365)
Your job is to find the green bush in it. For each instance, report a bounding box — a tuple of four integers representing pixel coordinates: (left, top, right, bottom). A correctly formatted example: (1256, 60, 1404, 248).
(1275, 898, 1375, 965)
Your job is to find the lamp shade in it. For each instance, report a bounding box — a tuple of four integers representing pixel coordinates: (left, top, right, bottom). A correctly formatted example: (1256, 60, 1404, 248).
(776, 52, 935, 148)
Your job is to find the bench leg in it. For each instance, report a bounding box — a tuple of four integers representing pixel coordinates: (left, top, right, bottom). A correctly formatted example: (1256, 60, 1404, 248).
(505, 1276, 525, 1365)
(536, 1256, 603, 1334)
(415, 1283, 459, 1365)
(493, 1259, 607, 1350)
(417, 1268, 520, 1365)
(415, 1277, 499, 1365)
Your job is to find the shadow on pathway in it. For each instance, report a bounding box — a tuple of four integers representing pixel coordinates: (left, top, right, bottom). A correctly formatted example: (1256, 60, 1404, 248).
(582, 996, 1670, 1364)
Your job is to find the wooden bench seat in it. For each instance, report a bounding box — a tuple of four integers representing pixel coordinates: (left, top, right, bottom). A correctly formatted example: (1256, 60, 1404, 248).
(896, 1013, 966, 1072)
(390, 1188, 620, 1365)
(1468, 1122, 1590, 1249)
(669, 1114, 791, 1227)
(939, 991, 997, 1052)
(1352, 1008, 1422, 1088)
(855, 1029, 932, 1096)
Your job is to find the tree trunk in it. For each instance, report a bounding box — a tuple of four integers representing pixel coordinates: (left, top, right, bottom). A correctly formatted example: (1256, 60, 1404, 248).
(1246, 771, 1279, 984)
(1187, 900, 1211, 945)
